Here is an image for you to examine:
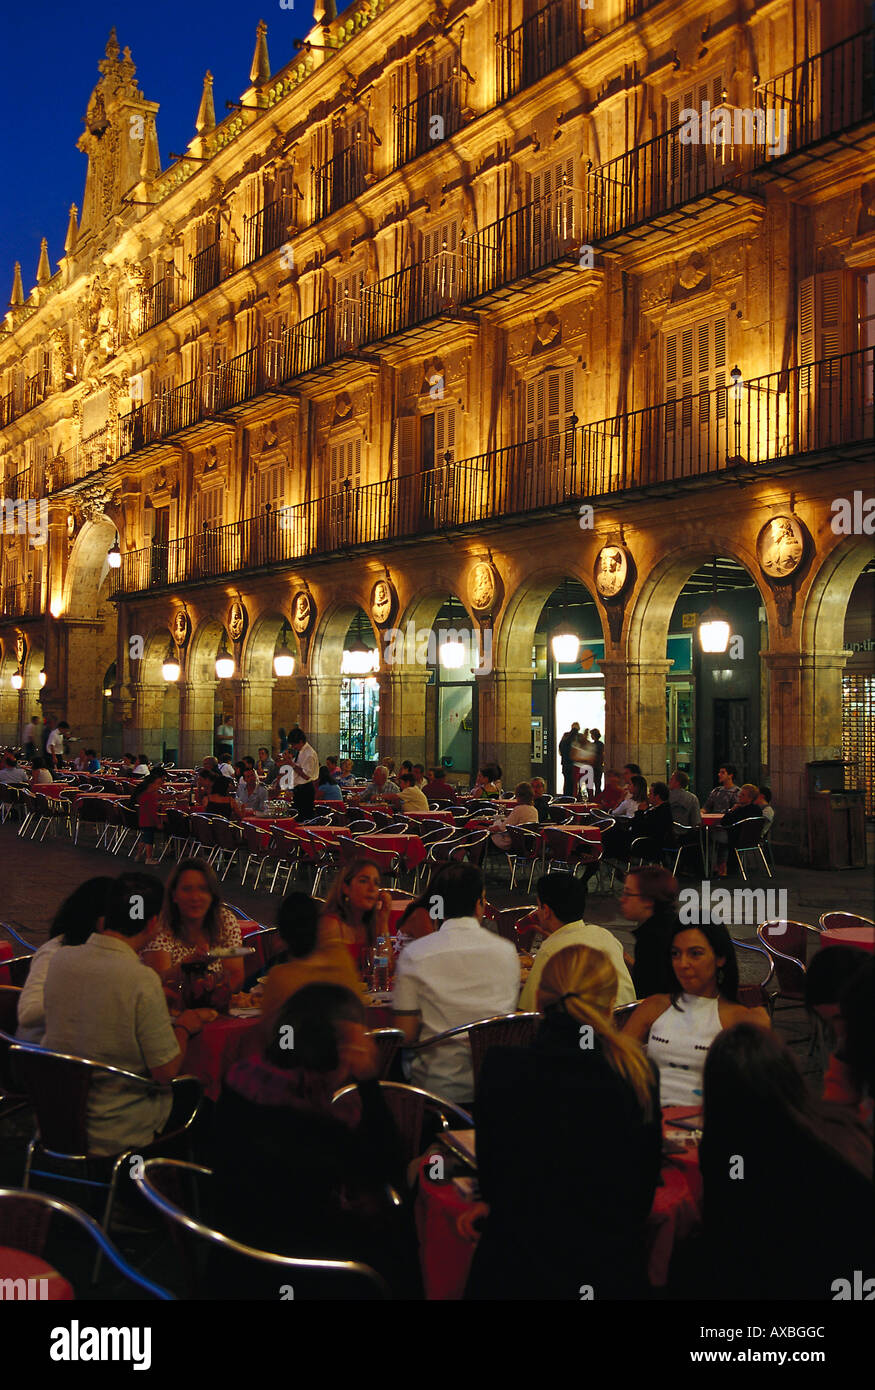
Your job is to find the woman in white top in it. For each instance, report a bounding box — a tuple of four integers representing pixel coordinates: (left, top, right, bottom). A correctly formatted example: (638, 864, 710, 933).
(622, 921, 769, 1107)
(490, 782, 539, 850)
(16, 876, 113, 1044)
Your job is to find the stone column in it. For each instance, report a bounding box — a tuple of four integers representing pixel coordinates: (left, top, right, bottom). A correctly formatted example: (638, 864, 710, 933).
(477, 667, 532, 790)
(378, 666, 430, 767)
(235, 678, 276, 755)
(601, 658, 673, 783)
(762, 648, 850, 862)
(296, 674, 343, 761)
(128, 682, 169, 762)
(178, 679, 215, 766)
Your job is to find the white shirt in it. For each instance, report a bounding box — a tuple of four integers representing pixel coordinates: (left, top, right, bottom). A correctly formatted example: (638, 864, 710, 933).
(393, 916, 521, 1104)
(16, 935, 65, 1044)
(612, 796, 639, 819)
(217, 762, 235, 780)
(647, 993, 722, 1108)
(43, 934, 179, 1155)
(519, 919, 636, 1012)
(133, 763, 150, 776)
(291, 742, 319, 785)
(0, 765, 28, 784)
(46, 729, 65, 755)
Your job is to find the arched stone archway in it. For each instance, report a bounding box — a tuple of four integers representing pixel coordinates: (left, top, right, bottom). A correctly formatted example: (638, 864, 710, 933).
(621, 544, 773, 787)
(393, 585, 481, 775)
(240, 610, 299, 755)
(0, 634, 44, 747)
(488, 569, 609, 789)
(307, 597, 378, 765)
(126, 627, 180, 763)
(53, 516, 119, 751)
(179, 618, 227, 766)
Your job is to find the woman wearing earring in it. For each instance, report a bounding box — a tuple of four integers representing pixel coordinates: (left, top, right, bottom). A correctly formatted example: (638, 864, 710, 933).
(318, 859, 394, 976)
(622, 921, 770, 1108)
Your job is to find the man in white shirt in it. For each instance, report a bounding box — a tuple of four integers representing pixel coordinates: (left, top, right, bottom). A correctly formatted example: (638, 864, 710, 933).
(46, 720, 69, 768)
(286, 726, 319, 819)
(0, 753, 28, 785)
(356, 764, 401, 804)
(42, 873, 215, 1156)
(389, 771, 430, 813)
(519, 873, 636, 1012)
(392, 865, 521, 1104)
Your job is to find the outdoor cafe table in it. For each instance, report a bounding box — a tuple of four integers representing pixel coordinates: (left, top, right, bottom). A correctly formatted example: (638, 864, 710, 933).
(414, 1105, 703, 1300)
(184, 1015, 262, 1102)
(359, 833, 427, 869)
(0, 942, 13, 985)
(0, 1248, 73, 1300)
(819, 925, 875, 953)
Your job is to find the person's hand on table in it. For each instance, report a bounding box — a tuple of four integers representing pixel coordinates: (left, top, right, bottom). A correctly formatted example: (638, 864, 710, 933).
(175, 1007, 217, 1038)
(457, 1201, 490, 1243)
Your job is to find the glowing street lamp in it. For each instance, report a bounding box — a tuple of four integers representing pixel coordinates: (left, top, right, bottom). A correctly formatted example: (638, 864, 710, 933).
(11, 671, 24, 691)
(161, 642, 181, 682)
(699, 558, 731, 654)
(438, 633, 466, 669)
(39, 668, 47, 688)
(273, 621, 295, 678)
(107, 533, 122, 569)
(215, 634, 235, 680)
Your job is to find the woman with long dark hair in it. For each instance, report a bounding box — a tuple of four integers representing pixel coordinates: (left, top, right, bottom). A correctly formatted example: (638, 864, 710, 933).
(318, 858, 393, 973)
(623, 921, 769, 1108)
(16, 876, 114, 1044)
(697, 1023, 873, 1299)
(141, 857, 245, 993)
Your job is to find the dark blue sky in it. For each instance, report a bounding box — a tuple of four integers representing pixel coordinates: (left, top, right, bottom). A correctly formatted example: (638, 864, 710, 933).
(0, 2, 314, 300)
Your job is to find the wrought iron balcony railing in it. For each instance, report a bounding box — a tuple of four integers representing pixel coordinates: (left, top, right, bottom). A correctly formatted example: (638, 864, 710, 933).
(312, 142, 369, 222)
(758, 25, 875, 154)
(393, 74, 467, 168)
(139, 274, 178, 333)
(242, 194, 298, 266)
(0, 578, 43, 619)
(110, 346, 873, 597)
(496, 0, 587, 103)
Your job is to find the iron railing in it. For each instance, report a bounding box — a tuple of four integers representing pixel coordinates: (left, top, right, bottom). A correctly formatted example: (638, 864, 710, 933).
(758, 26, 875, 154)
(0, 578, 43, 618)
(242, 194, 297, 266)
(394, 74, 466, 167)
(140, 275, 177, 333)
(496, 0, 586, 103)
(189, 240, 222, 301)
(110, 346, 874, 597)
(312, 141, 368, 222)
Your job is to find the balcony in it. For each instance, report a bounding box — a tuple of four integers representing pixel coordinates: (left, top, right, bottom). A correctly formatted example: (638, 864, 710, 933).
(242, 194, 297, 267)
(312, 143, 368, 223)
(462, 183, 585, 304)
(496, 0, 586, 104)
(110, 346, 873, 598)
(393, 74, 467, 169)
(139, 275, 178, 334)
(190, 240, 222, 301)
(360, 249, 463, 347)
(1, 578, 43, 619)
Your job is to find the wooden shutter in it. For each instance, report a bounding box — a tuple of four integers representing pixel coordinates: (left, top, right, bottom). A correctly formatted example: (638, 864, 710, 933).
(526, 368, 574, 438)
(422, 221, 458, 300)
(798, 272, 856, 367)
(665, 315, 727, 428)
(396, 416, 417, 474)
(196, 487, 223, 531)
(329, 437, 362, 490)
(255, 462, 285, 513)
(435, 405, 456, 463)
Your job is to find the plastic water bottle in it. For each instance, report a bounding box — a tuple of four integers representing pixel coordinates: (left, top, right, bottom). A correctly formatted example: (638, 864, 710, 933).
(372, 935, 389, 992)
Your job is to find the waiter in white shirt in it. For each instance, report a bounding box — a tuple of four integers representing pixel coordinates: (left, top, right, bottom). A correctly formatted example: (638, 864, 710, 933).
(287, 726, 319, 819)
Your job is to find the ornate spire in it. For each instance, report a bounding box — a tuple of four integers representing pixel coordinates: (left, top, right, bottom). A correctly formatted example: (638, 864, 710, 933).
(195, 71, 216, 135)
(250, 20, 271, 86)
(10, 262, 24, 307)
(140, 116, 161, 180)
(313, 0, 337, 23)
(36, 239, 51, 286)
(64, 204, 79, 257)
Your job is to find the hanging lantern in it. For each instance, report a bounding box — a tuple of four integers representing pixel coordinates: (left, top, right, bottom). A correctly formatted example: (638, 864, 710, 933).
(161, 642, 181, 682)
(39, 668, 47, 688)
(273, 620, 295, 678)
(699, 557, 731, 654)
(551, 626, 581, 664)
(438, 633, 467, 668)
(11, 671, 24, 691)
(215, 633, 235, 680)
(107, 533, 122, 569)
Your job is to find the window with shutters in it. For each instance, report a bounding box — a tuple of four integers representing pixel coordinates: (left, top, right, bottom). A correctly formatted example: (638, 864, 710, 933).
(420, 221, 459, 309)
(664, 315, 728, 433)
(524, 367, 575, 441)
(667, 72, 724, 199)
(529, 159, 576, 269)
(255, 461, 286, 516)
(327, 437, 362, 542)
(195, 486, 223, 534)
(518, 367, 575, 507)
(798, 271, 857, 381)
(416, 48, 463, 154)
(335, 268, 364, 350)
(860, 273, 875, 405)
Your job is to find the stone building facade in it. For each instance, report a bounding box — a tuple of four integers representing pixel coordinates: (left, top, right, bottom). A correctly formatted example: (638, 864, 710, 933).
(0, 0, 873, 861)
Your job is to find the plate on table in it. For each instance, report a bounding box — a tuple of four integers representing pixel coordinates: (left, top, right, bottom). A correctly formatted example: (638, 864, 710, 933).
(228, 1007, 262, 1018)
(209, 946, 256, 959)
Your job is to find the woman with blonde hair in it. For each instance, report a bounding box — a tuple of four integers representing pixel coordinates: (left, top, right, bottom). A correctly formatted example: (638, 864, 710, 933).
(461, 944, 662, 1300)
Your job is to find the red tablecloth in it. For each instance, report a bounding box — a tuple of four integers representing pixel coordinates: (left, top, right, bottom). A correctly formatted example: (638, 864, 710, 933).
(819, 926, 874, 953)
(183, 1016, 262, 1102)
(360, 833, 426, 868)
(0, 1247, 74, 1299)
(700, 813, 723, 826)
(0, 942, 13, 986)
(415, 1113, 703, 1299)
(242, 816, 300, 835)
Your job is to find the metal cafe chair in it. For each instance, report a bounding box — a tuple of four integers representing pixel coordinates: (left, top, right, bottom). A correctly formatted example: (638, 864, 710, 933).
(727, 815, 772, 880)
(333, 1080, 474, 1169)
(503, 826, 542, 893)
(369, 1028, 405, 1080)
(159, 808, 194, 863)
(667, 822, 705, 877)
(402, 1014, 541, 1093)
(818, 911, 875, 932)
(133, 1158, 388, 1300)
(239, 821, 270, 888)
(0, 1189, 173, 1299)
(188, 813, 220, 865)
(0, 987, 29, 1120)
(756, 920, 820, 1025)
(731, 937, 777, 1014)
(210, 818, 245, 880)
(10, 1041, 202, 1282)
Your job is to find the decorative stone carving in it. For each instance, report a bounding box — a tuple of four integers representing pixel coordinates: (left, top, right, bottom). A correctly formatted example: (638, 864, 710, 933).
(468, 559, 498, 614)
(15, 631, 27, 665)
(80, 483, 116, 522)
(370, 577, 396, 627)
(291, 590, 313, 636)
(594, 544, 631, 600)
(756, 515, 807, 580)
(228, 599, 247, 642)
(678, 253, 709, 290)
(534, 312, 560, 346)
(172, 609, 190, 647)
